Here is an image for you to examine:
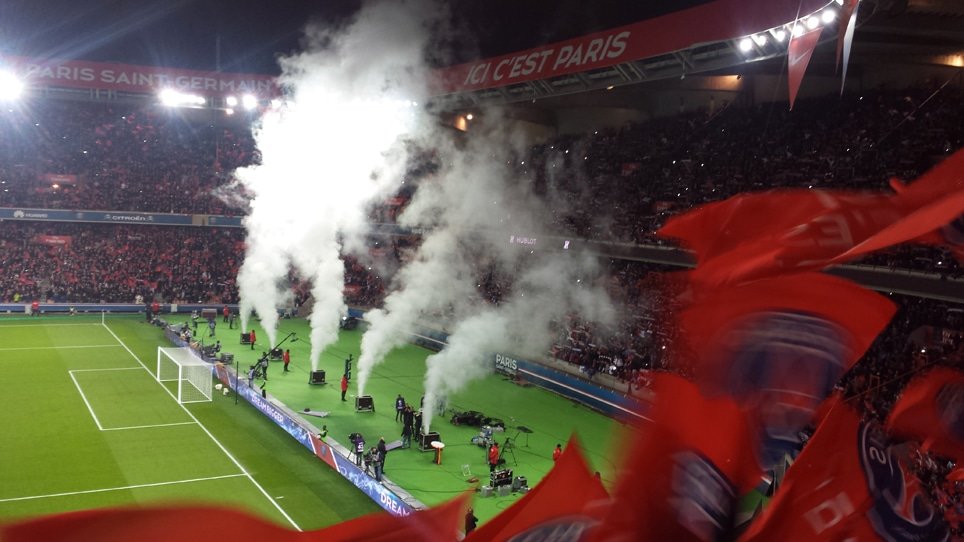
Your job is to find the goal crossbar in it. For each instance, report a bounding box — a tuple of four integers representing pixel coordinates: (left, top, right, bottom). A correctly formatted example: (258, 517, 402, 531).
(157, 347, 213, 403)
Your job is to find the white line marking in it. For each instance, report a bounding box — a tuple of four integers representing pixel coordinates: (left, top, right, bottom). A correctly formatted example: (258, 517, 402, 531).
(0, 474, 246, 503)
(68, 367, 144, 373)
(0, 323, 102, 328)
(102, 421, 197, 431)
(0, 345, 122, 351)
(100, 318, 302, 531)
(67, 371, 104, 431)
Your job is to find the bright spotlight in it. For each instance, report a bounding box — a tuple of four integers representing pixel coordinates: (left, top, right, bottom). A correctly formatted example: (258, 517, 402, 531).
(241, 94, 257, 110)
(805, 16, 820, 29)
(773, 29, 788, 42)
(821, 9, 836, 24)
(225, 108, 235, 116)
(0, 71, 23, 101)
(792, 24, 805, 37)
(192, 95, 206, 106)
(835, 0, 844, 4)
(738, 38, 754, 52)
(225, 95, 238, 107)
(752, 34, 767, 47)
(159, 88, 180, 106)
(466, 113, 474, 120)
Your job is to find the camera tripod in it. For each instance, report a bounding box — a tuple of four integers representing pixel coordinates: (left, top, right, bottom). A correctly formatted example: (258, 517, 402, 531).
(499, 436, 518, 466)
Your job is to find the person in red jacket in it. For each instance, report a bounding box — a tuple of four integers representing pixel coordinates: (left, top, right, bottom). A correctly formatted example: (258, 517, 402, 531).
(222, 305, 230, 323)
(283, 349, 291, 372)
(552, 443, 563, 462)
(30, 300, 40, 317)
(249, 329, 256, 350)
(488, 442, 500, 472)
(340, 374, 348, 401)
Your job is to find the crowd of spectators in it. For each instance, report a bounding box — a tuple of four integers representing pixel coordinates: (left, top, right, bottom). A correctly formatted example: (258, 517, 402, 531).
(0, 99, 255, 214)
(0, 222, 243, 304)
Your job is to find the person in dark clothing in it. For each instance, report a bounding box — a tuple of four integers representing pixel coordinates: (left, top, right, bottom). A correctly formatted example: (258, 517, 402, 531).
(377, 437, 387, 474)
(401, 422, 412, 449)
(465, 508, 478, 535)
(395, 394, 405, 422)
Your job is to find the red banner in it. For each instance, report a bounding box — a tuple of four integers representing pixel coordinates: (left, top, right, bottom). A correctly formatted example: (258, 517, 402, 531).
(431, 0, 827, 94)
(34, 235, 73, 246)
(787, 27, 823, 110)
(1, 55, 277, 97)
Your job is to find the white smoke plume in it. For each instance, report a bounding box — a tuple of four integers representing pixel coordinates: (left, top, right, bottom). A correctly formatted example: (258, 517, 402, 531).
(356, 119, 544, 395)
(421, 250, 615, 432)
(234, 0, 437, 367)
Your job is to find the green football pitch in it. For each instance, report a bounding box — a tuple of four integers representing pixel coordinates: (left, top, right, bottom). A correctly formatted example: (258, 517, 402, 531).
(0, 313, 628, 530)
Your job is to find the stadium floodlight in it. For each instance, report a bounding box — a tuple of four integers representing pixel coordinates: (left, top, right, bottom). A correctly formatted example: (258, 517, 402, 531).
(738, 38, 754, 52)
(773, 29, 788, 42)
(225, 95, 238, 107)
(157, 347, 213, 403)
(805, 16, 820, 29)
(792, 24, 805, 37)
(0, 71, 25, 101)
(159, 88, 181, 106)
(225, 108, 235, 115)
(241, 94, 257, 110)
(821, 9, 836, 24)
(835, 0, 844, 4)
(466, 113, 474, 120)
(752, 34, 767, 47)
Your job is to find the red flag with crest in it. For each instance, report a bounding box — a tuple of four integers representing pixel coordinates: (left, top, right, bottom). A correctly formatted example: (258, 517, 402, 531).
(591, 374, 761, 542)
(740, 400, 948, 541)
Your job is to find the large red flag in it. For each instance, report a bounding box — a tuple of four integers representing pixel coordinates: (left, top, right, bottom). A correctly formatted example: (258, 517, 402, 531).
(677, 272, 895, 468)
(658, 149, 964, 288)
(592, 374, 761, 542)
(466, 436, 609, 542)
(740, 401, 949, 541)
(886, 367, 964, 463)
(787, 26, 823, 110)
(0, 495, 470, 542)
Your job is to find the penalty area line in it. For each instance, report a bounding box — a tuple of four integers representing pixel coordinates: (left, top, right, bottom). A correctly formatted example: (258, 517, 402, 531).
(0, 474, 246, 503)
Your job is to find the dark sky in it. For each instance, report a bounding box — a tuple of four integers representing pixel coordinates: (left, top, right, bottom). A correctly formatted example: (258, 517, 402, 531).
(0, 0, 711, 74)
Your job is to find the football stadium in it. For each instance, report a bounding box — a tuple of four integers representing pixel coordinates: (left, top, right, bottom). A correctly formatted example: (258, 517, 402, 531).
(1, 0, 963, 540)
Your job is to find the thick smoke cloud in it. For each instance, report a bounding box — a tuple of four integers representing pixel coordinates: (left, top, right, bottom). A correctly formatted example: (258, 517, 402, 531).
(234, 0, 436, 366)
(356, 117, 616, 429)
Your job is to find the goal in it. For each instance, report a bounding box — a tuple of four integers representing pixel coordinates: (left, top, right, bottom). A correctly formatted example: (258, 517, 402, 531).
(156, 347, 213, 403)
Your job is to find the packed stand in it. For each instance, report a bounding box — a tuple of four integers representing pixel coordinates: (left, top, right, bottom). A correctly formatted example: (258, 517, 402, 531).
(0, 99, 255, 214)
(0, 222, 243, 304)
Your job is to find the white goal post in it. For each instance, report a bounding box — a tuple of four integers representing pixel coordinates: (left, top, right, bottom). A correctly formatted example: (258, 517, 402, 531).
(157, 347, 213, 403)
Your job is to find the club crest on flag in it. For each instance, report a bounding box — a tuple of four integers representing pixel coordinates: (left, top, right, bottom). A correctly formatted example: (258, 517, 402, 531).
(859, 423, 948, 541)
(936, 382, 964, 441)
(718, 311, 850, 466)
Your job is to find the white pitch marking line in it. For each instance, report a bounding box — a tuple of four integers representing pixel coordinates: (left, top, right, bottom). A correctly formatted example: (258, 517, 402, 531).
(0, 323, 102, 328)
(101, 421, 197, 431)
(0, 345, 123, 351)
(100, 319, 303, 531)
(0, 474, 247, 503)
(68, 367, 144, 373)
(67, 370, 104, 431)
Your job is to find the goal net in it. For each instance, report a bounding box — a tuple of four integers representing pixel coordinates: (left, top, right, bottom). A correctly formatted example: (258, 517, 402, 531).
(157, 347, 213, 403)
